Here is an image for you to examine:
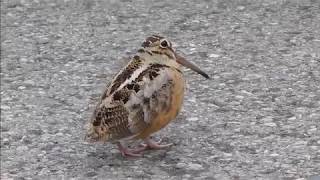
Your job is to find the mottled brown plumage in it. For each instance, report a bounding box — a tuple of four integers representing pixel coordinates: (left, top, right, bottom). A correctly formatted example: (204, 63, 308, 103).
(86, 35, 209, 157)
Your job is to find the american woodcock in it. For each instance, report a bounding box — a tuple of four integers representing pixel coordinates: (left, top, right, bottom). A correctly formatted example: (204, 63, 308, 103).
(86, 35, 209, 157)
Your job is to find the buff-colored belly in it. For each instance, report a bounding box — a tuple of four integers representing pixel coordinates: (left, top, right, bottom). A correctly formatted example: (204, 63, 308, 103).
(135, 72, 185, 139)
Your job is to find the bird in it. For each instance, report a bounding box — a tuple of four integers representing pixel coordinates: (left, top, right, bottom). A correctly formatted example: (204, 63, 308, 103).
(86, 35, 210, 157)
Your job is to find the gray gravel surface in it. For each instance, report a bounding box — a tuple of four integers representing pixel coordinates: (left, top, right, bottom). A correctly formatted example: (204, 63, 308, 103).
(1, 0, 320, 179)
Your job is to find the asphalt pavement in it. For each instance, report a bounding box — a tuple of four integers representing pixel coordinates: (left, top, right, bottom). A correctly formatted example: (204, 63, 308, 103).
(1, 0, 320, 179)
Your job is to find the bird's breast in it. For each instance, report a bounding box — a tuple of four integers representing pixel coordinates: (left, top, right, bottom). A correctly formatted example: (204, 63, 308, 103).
(135, 69, 185, 139)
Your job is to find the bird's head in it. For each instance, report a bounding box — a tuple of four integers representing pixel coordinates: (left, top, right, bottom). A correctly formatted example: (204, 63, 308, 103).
(139, 35, 210, 79)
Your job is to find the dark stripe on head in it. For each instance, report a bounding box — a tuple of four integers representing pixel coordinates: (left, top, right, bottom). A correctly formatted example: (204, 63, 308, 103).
(151, 50, 174, 59)
(151, 50, 162, 55)
(146, 50, 153, 56)
(141, 35, 164, 48)
(174, 67, 183, 74)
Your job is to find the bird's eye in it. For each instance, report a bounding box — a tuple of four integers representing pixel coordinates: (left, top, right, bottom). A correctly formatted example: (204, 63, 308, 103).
(160, 39, 169, 48)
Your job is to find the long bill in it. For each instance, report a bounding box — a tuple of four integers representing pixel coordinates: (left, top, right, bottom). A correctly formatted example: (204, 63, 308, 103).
(175, 54, 210, 79)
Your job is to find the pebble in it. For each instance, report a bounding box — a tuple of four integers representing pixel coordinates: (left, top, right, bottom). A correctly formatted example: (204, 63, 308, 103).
(176, 162, 186, 169)
(3, 138, 10, 145)
(187, 97, 197, 103)
(236, 6, 245, 11)
(24, 80, 35, 85)
(187, 163, 203, 171)
(261, 116, 273, 122)
(293, 141, 307, 146)
(209, 53, 220, 58)
(187, 117, 199, 122)
(307, 126, 317, 134)
(38, 37, 50, 44)
(243, 74, 263, 80)
(86, 171, 98, 177)
(288, 116, 296, 121)
(1, 105, 11, 110)
(264, 122, 277, 127)
(269, 153, 279, 157)
(240, 90, 253, 95)
(20, 57, 28, 62)
(17, 145, 29, 153)
(235, 95, 244, 100)
(223, 153, 233, 157)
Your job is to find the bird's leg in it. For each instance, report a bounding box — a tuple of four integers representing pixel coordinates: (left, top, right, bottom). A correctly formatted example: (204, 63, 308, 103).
(116, 141, 145, 157)
(141, 136, 173, 150)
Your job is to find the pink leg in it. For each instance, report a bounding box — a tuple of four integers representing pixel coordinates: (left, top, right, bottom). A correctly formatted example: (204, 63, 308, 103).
(116, 142, 146, 157)
(142, 137, 173, 149)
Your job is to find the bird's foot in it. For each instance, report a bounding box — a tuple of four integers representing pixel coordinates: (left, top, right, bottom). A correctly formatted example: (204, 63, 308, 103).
(140, 137, 173, 150)
(117, 142, 145, 157)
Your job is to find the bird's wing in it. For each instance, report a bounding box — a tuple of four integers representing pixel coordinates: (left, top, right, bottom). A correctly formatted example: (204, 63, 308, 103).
(89, 102, 133, 141)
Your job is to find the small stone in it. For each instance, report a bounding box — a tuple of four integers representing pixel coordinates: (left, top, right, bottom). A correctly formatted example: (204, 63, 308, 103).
(309, 113, 320, 120)
(269, 153, 279, 157)
(189, 48, 196, 51)
(187, 96, 197, 103)
(86, 171, 98, 177)
(264, 122, 276, 127)
(187, 163, 203, 171)
(293, 141, 307, 146)
(212, 98, 226, 107)
(176, 162, 186, 169)
(187, 117, 199, 121)
(243, 74, 263, 80)
(24, 80, 35, 85)
(235, 95, 244, 100)
(288, 116, 296, 121)
(183, 174, 191, 178)
(20, 57, 28, 62)
(38, 37, 50, 44)
(1, 105, 11, 110)
(307, 126, 317, 134)
(18, 86, 26, 90)
(17, 145, 29, 153)
(209, 53, 220, 58)
(3, 138, 10, 145)
(21, 136, 31, 144)
(223, 153, 232, 157)
(261, 116, 273, 122)
(310, 146, 318, 151)
(240, 90, 253, 95)
(236, 6, 245, 11)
